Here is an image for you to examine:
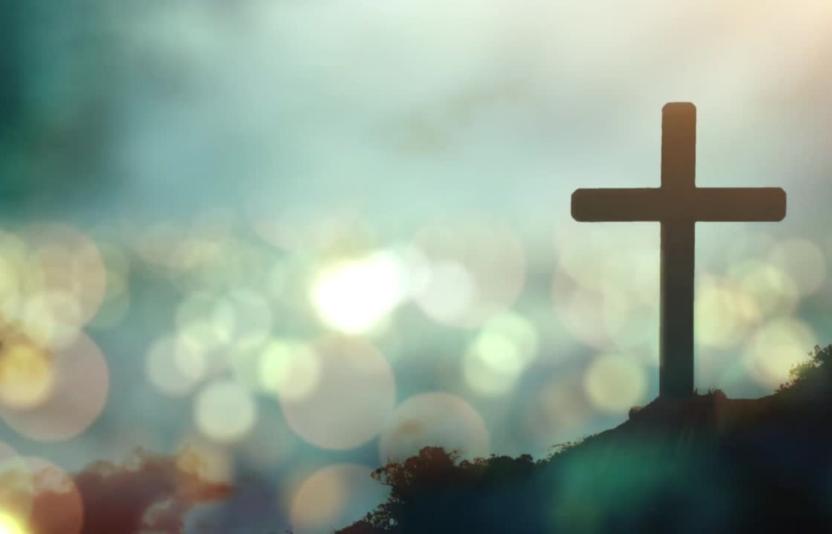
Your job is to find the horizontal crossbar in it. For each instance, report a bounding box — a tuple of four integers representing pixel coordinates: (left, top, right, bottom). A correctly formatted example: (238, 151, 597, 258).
(571, 187, 786, 222)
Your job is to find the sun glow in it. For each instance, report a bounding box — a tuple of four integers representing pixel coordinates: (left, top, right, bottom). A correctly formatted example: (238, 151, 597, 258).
(0, 512, 25, 534)
(310, 251, 407, 335)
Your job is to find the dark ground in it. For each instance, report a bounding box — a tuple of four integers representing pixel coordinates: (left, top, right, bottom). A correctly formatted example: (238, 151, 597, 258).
(339, 345, 832, 533)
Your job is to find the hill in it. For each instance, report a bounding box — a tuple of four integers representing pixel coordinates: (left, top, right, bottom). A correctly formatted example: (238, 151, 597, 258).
(340, 345, 832, 533)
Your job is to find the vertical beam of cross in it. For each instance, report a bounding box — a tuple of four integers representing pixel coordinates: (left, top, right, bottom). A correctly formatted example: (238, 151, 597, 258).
(660, 104, 696, 398)
(571, 103, 786, 398)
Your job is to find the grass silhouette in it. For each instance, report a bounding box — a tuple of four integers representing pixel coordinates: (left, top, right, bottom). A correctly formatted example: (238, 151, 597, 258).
(340, 345, 832, 533)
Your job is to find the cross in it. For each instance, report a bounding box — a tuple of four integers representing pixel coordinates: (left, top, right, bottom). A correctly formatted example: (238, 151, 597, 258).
(571, 103, 786, 398)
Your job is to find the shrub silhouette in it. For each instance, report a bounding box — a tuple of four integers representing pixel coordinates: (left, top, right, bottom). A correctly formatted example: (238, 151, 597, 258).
(341, 345, 832, 533)
(779, 344, 832, 392)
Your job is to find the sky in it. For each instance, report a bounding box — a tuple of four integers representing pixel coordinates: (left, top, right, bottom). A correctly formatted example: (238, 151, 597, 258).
(1, 1, 831, 532)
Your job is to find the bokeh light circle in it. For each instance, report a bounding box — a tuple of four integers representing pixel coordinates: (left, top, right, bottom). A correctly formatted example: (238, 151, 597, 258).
(379, 392, 490, 463)
(695, 277, 760, 349)
(414, 221, 526, 327)
(280, 338, 396, 450)
(415, 261, 477, 326)
(25, 224, 108, 326)
(583, 354, 647, 414)
(555, 222, 656, 294)
(194, 380, 257, 444)
(527, 376, 593, 449)
(88, 242, 131, 331)
(0, 334, 109, 442)
(20, 292, 85, 350)
(289, 463, 389, 534)
(744, 318, 818, 388)
(0, 337, 55, 410)
(145, 335, 207, 398)
(551, 273, 611, 349)
(554, 223, 661, 356)
(176, 292, 235, 354)
(223, 289, 273, 350)
(462, 312, 539, 396)
(258, 340, 321, 400)
(731, 260, 799, 317)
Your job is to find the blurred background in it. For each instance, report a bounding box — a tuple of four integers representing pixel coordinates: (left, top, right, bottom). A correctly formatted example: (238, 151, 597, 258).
(0, 0, 831, 531)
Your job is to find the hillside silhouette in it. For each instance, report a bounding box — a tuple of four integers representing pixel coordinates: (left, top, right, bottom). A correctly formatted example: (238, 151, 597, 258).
(340, 345, 832, 534)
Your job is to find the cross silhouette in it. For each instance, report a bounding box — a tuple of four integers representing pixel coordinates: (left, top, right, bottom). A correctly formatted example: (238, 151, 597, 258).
(571, 103, 786, 398)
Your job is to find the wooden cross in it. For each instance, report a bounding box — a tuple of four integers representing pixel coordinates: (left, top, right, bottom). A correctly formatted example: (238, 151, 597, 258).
(571, 103, 786, 397)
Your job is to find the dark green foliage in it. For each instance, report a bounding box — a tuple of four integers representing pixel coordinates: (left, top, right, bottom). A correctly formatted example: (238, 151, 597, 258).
(341, 345, 832, 533)
(779, 345, 832, 392)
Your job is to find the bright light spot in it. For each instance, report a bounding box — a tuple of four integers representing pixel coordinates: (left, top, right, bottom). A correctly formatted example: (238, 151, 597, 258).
(744, 318, 817, 388)
(379, 392, 490, 463)
(483, 312, 539, 357)
(281, 338, 395, 450)
(194, 380, 257, 444)
(0, 443, 34, 527)
(462, 313, 538, 395)
(0, 341, 55, 410)
(0, 512, 25, 534)
(310, 251, 406, 334)
(146, 336, 206, 397)
(290, 464, 389, 534)
(583, 354, 647, 414)
(259, 340, 321, 400)
(463, 331, 524, 395)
